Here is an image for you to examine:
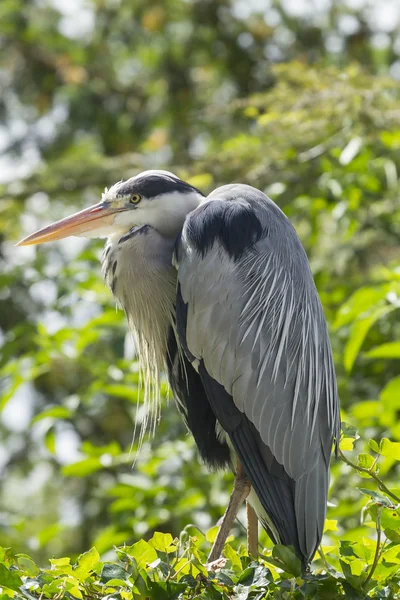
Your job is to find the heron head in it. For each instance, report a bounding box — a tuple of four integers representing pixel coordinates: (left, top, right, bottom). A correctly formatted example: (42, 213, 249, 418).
(17, 170, 204, 246)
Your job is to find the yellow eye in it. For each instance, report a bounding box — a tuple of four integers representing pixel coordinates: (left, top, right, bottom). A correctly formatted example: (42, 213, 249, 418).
(129, 194, 141, 204)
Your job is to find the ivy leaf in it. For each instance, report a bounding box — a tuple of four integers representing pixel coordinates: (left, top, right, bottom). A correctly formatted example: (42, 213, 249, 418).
(148, 580, 187, 600)
(0, 564, 22, 592)
(100, 563, 129, 583)
(384, 528, 400, 543)
(368, 439, 380, 454)
(357, 453, 376, 477)
(358, 488, 398, 509)
(324, 519, 338, 532)
(126, 540, 158, 568)
(16, 554, 39, 577)
(340, 438, 356, 451)
(74, 547, 100, 580)
(271, 545, 301, 577)
(148, 532, 176, 553)
(341, 422, 358, 438)
(379, 438, 400, 461)
(223, 543, 242, 573)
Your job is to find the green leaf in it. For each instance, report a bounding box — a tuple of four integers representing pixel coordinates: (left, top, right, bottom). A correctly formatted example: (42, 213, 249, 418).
(341, 422, 358, 438)
(379, 438, 400, 461)
(148, 580, 187, 600)
(324, 519, 338, 532)
(126, 540, 158, 568)
(31, 406, 72, 423)
(334, 286, 389, 329)
(384, 528, 400, 543)
(16, 554, 39, 577)
(271, 544, 302, 577)
(38, 524, 64, 547)
(223, 543, 242, 573)
(63, 457, 103, 477)
(148, 532, 176, 553)
(206, 525, 219, 544)
(45, 426, 56, 454)
(340, 560, 363, 591)
(339, 541, 357, 558)
(381, 377, 400, 411)
(358, 488, 398, 509)
(357, 453, 376, 472)
(365, 341, 400, 358)
(380, 507, 400, 531)
(74, 547, 100, 580)
(237, 566, 255, 585)
(103, 384, 138, 403)
(381, 130, 400, 149)
(340, 438, 356, 451)
(368, 439, 380, 453)
(0, 563, 23, 592)
(344, 305, 396, 372)
(100, 563, 129, 583)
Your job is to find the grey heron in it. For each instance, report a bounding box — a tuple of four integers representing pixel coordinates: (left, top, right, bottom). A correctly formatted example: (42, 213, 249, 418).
(18, 170, 340, 569)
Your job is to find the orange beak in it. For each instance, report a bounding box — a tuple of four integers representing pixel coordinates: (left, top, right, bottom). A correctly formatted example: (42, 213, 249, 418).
(16, 202, 125, 246)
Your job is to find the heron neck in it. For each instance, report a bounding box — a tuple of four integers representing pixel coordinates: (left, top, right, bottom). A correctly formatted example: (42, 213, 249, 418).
(102, 227, 178, 374)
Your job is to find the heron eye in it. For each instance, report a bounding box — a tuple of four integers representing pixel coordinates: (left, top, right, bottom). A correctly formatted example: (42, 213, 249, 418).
(129, 194, 141, 204)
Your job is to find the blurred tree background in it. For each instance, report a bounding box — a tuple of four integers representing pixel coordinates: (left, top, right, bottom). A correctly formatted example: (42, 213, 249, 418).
(1, 0, 400, 586)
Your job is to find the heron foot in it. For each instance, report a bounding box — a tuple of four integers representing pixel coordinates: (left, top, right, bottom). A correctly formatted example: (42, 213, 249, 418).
(207, 464, 251, 563)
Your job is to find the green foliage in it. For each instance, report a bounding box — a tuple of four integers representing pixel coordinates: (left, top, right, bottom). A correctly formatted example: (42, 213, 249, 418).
(1, 516, 400, 599)
(1, 0, 400, 594)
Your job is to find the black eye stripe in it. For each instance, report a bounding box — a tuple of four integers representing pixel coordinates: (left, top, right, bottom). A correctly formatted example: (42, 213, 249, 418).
(117, 175, 204, 199)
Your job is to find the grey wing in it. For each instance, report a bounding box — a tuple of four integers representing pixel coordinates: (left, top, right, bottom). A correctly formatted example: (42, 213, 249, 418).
(175, 184, 340, 562)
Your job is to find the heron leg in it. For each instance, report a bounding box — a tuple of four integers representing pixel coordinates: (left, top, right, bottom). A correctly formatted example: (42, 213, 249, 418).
(207, 464, 251, 563)
(246, 500, 258, 558)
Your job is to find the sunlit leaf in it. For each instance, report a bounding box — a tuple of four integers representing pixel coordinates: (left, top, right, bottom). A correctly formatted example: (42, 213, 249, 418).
(324, 519, 338, 532)
(32, 406, 72, 423)
(381, 377, 400, 411)
(340, 438, 356, 451)
(44, 426, 56, 454)
(62, 458, 103, 477)
(148, 532, 176, 554)
(74, 547, 100, 580)
(379, 438, 400, 461)
(126, 540, 157, 568)
(366, 342, 400, 359)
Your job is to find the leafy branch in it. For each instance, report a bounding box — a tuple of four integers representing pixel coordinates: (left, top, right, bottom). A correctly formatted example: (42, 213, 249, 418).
(339, 448, 400, 504)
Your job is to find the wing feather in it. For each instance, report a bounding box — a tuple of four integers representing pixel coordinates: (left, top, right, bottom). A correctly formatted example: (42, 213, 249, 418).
(175, 184, 340, 562)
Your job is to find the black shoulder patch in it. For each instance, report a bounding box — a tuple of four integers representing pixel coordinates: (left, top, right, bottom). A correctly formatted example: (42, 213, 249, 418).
(186, 199, 264, 260)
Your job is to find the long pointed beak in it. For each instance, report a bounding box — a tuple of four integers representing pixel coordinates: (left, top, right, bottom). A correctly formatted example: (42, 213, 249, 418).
(17, 202, 125, 246)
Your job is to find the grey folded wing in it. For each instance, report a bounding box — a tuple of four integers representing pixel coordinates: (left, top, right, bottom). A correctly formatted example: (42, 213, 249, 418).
(175, 184, 340, 562)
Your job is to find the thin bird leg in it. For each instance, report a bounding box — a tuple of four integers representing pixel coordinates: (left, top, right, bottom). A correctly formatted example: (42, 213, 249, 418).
(207, 464, 251, 563)
(246, 500, 258, 558)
